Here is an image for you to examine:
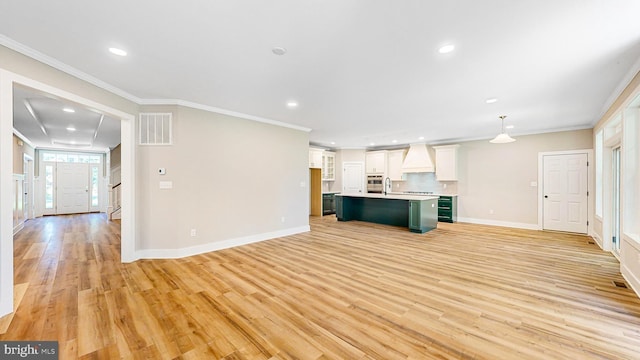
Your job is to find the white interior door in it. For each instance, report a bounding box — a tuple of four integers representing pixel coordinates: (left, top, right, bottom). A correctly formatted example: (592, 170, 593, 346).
(56, 163, 90, 214)
(342, 162, 364, 194)
(543, 154, 588, 233)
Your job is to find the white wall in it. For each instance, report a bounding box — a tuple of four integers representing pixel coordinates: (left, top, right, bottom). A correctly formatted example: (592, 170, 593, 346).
(593, 69, 640, 297)
(135, 105, 310, 257)
(456, 129, 593, 227)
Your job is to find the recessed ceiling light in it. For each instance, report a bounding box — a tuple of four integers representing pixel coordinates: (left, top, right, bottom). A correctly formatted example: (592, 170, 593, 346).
(272, 47, 287, 56)
(66, 126, 76, 132)
(505, 125, 515, 129)
(486, 98, 498, 104)
(108, 47, 127, 56)
(391, 140, 398, 144)
(418, 136, 425, 140)
(286, 101, 298, 108)
(438, 44, 455, 54)
(369, 142, 375, 146)
(63, 107, 75, 113)
(330, 141, 336, 145)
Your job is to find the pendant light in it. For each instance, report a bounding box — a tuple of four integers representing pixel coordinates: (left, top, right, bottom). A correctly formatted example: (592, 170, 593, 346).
(490, 115, 515, 143)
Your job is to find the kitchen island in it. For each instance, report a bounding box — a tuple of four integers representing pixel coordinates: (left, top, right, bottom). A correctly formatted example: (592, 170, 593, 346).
(335, 193, 438, 233)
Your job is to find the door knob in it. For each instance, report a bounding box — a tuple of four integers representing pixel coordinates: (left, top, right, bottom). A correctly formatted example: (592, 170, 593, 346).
(544, 195, 548, 198)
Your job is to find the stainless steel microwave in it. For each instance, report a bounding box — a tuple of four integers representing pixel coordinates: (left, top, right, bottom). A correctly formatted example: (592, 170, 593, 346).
(367, 174, 383, 193)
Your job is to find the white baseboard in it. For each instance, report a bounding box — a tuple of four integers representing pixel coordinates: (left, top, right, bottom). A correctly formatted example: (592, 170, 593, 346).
(135, 225, 310, 260)
(457, 217, 539, 230)
(12, 223, 24, 235)
(591, 233, 604, 250)
(621, 264, 640, 299)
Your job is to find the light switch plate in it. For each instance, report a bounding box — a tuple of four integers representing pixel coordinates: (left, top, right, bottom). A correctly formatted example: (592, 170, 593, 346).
(159, 181, 173, 189)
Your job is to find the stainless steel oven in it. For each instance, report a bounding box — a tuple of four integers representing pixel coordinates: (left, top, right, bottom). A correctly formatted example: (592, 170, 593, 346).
(367, 175, 383, 193)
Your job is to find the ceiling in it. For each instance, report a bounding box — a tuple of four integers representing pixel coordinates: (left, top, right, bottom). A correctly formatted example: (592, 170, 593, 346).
(2, 1, 640, 149)
(12, 85, 121, 151)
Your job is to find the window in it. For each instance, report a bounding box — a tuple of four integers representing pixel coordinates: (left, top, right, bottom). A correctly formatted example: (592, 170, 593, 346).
(91, 166, 99, 207)
(45, 165, 54, 209)
(139, 112, 172, 145)
(40, 151, 101, 163)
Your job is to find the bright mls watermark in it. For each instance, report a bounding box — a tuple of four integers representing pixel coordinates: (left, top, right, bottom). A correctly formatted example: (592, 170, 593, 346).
(1, 341, 58, 359)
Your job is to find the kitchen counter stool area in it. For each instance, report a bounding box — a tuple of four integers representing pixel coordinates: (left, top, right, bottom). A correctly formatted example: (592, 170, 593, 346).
(335, 193, 438, 233)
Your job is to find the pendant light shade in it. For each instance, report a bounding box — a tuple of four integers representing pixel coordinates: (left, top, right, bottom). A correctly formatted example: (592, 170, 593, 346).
(490, 115, 515, 143)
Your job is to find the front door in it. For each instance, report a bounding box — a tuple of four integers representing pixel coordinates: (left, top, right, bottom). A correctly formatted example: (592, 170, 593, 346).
(342, 162, 364, 195)
(543, 153, 588, 233)
(56, 162, 90, 214)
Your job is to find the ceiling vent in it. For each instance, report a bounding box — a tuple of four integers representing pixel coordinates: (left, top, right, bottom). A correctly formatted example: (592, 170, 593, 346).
(402, 143, 434, 173)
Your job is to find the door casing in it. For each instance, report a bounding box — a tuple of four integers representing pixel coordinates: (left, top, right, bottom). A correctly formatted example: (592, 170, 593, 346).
(537, 149, 594, 234)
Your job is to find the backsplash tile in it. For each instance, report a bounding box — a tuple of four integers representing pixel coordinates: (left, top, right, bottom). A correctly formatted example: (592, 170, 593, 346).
(392, 173, 457, 194)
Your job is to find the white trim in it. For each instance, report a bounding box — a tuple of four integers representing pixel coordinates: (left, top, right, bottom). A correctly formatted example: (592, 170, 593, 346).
(622, 264, 640, 299)
(0, 36, 311, 135)
(537, 149, 594, 234)
(12, 129, 36, 149)
(597, 55, 640, 126)
(140, 98, 312, 133)
(0, 70, 14, 316)
(591, 233, 603, 250)
(135, 226, 310, 259)
(457, 217, 539, 231)
(0, 35, 142, 104)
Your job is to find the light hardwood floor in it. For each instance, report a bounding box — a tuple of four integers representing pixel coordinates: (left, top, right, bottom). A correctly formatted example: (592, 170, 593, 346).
(1, 214, 640, 359)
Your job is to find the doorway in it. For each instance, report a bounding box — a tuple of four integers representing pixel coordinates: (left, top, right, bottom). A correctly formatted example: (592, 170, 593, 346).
(541, 152, 589, 233)
(1, 69, 137, 317)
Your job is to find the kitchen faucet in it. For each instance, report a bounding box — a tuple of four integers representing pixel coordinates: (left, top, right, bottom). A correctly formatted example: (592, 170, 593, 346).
(384, 177, 391, 195)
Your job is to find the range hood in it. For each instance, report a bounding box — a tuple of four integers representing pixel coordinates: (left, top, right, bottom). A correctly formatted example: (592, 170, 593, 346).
(402, 143, 434, 173)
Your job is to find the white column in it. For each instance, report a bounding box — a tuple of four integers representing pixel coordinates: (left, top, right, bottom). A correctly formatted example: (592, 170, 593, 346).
(0, 70, 15, 316)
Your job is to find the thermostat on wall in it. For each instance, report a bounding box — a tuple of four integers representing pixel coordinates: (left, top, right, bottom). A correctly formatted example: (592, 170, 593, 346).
(158, 168, 166, 175)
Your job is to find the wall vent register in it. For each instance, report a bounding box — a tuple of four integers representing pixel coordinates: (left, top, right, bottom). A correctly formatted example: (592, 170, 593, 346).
(139, 113, 172, 145)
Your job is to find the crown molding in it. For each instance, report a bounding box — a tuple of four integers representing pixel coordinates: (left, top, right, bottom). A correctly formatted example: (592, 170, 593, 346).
(0, 35, 142, 104)
(140, 98, 312, 132)
(0, 36, 311, 133)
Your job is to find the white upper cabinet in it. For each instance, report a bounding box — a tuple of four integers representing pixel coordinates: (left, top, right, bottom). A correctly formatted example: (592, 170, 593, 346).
(309, 148, 323, 168)
(434, 145, 460, 181)
(322, 151, 335, 181)
(366, 151, 387, 174)
(387, 149, 407, 181)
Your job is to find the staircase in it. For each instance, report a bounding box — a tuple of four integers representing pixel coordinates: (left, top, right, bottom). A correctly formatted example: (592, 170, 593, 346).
(108, 183, 122, 220)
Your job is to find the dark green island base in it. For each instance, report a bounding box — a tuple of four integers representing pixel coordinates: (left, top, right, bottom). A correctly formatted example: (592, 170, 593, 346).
(335, 194, 438, 233)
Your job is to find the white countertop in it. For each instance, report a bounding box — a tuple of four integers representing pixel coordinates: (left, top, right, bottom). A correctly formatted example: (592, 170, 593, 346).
(389, 192, 458, 197)
(336, 193, 439, 201)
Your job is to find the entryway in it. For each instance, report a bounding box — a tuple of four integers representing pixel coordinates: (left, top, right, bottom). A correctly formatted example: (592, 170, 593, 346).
(540, 151, 590, 234)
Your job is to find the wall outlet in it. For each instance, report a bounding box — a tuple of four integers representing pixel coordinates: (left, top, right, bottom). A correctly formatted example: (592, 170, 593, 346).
(443, 183, 447, 189)
(190, 229, 197, 237)
(281, 217, 285, 223)
(489, 209, 494, 215)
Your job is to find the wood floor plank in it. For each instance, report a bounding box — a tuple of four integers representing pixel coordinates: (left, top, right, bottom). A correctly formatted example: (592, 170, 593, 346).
(1, 213, 640, 359)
